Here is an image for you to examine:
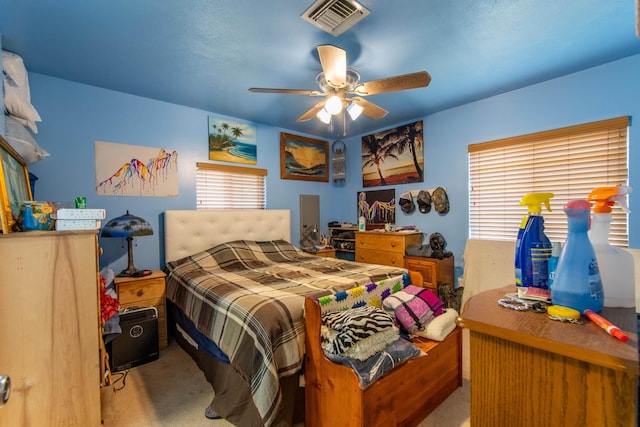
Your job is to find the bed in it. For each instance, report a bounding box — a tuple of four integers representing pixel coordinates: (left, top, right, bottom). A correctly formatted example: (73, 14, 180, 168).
(163, 209, 412, 426)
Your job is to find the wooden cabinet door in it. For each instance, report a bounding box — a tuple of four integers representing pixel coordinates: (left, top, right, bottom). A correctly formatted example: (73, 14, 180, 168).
(0, 231, 101, 426)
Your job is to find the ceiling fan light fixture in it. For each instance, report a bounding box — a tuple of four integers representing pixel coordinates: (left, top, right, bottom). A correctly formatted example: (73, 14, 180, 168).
(316, 108, 332, 123)
(325, 95, 343, 115)
(346, 101, 363, 120)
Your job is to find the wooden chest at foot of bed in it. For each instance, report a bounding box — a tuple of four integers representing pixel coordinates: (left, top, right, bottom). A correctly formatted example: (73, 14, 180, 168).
(304, 298, 462, 427)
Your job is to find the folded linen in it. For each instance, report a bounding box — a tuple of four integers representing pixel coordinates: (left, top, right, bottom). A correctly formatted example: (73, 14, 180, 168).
(382, 285, 444, 333)
(413, 308, 458, 341)
(321, 305, 398, 360)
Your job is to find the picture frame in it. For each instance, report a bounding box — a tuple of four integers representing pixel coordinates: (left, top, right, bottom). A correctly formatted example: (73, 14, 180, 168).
(280, 132, 329, 182)
(0, 134, 33, 233)
(362, 120, 424, 187)
(357, 189, 396, 226)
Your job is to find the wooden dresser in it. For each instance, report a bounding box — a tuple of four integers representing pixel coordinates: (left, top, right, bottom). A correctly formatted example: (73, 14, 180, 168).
(404, 255, 455, 294)
(355, 231, 422, 267)
(0, 230, 102, 426)
(458, 286, 638, 426)
(114, 270, 168, 350)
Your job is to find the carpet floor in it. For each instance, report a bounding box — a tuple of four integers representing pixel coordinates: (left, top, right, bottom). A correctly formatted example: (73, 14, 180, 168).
(101, 338, 470, 427)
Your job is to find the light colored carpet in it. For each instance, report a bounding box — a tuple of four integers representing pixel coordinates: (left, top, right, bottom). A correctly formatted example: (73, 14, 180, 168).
(102, 339, 470, 427)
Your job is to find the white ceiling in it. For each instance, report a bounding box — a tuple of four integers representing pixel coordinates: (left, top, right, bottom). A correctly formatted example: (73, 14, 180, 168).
(1, 0, 639, 138)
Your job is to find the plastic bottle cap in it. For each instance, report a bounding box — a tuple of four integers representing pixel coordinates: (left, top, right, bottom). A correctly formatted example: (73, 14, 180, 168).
(611, 328, 629, 342)
(520, 192, 554, 213)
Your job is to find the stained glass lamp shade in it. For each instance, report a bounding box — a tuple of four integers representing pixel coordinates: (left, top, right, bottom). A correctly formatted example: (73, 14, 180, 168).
(101, 210, 153, 277)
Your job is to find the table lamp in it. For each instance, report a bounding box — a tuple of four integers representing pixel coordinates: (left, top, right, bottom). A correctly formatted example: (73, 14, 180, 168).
(300, 224, 320, 250)
(101, 210, 153, 277)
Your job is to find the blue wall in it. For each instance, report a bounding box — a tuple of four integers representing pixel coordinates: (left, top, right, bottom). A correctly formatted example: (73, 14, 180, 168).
(25, 54, 640, 275)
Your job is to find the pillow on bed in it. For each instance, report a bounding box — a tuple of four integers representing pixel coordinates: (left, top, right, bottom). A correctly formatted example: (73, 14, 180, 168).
(321, 305, 398, 361)
(207, 239, 301, 269)
(382, 285, 444, 334)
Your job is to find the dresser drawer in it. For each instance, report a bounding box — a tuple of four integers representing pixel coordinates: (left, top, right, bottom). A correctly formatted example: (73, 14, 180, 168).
(356, 248, 405, 267)
(356, 233, 420, 254)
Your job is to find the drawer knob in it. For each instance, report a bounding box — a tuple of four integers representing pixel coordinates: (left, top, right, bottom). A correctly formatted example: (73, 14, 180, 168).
(390, 242, 396, 247)
(137, 290, 144, 297)
(391, 259, 396, 264)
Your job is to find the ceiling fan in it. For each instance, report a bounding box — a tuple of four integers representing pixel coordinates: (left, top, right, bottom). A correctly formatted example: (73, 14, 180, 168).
(249, 45, 431, 125)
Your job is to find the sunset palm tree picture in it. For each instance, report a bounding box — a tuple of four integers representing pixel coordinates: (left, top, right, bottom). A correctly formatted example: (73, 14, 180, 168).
(361, 120, 424, 187)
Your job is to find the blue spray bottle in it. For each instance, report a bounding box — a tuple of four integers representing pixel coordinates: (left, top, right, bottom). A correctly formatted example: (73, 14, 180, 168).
(514, 192, 554, 297)
(551, 199, 604, 313)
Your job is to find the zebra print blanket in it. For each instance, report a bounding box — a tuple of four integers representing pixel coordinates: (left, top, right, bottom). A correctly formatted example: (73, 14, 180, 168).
(321, 305, 399, 360)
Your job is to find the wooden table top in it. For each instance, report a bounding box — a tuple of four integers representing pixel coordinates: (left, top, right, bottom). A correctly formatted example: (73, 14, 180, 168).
(457, 285, 639, 374)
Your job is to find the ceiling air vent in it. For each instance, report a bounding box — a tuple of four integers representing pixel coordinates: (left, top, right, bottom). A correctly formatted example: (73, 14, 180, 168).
(301, 0, 371, 37)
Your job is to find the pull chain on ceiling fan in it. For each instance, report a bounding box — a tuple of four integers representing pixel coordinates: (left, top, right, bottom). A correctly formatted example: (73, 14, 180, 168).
(249, 44, 431, 131)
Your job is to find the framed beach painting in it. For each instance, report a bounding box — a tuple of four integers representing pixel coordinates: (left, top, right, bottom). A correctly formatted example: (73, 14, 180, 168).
(280, 133, 329, 182)
(208, 116, 257, 164)
(361, 120, 424, 187)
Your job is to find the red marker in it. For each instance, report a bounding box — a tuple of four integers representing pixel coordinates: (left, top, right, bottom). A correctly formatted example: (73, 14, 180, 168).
(584, 309, 629, 342)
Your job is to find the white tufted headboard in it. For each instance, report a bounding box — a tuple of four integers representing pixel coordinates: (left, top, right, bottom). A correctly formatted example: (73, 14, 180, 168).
(164, 209, 291, 263)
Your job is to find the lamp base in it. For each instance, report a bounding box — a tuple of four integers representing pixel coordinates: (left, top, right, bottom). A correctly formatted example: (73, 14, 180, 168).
(116, 236, 139, 277)
(116, 267, 139, 277)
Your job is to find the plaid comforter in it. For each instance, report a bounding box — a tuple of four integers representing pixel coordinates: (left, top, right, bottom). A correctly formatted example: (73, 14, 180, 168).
(164, 239, 407, 427)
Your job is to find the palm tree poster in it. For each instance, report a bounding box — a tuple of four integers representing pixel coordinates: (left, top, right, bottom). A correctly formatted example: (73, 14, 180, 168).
(208, 116, 257, 164)
(361, 120, 424, 187)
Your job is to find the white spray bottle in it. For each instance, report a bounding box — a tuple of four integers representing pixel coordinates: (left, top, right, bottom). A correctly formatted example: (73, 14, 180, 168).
(587, 186, 635, 308)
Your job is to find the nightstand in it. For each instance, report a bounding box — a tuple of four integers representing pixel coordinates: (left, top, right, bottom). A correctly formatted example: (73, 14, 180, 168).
(305, 248, 336, 258)
(114, 270, 168, 350)
(404, 255, 454, 295)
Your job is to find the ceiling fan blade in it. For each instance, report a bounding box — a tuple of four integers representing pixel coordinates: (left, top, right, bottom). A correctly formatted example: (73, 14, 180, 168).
(249, 87, 324, 96)
(317, 45, 347, 88)
(296, 101, 327, 122)
(350, 97, 388, 120)
(354, 71, 431, 95)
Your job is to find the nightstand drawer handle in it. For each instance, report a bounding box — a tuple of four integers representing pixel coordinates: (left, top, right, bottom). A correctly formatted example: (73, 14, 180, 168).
(390, 242, 396, 247)
(137, 290, 144, 297)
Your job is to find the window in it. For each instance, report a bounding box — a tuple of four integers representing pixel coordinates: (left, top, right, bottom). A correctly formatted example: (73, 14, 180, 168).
(468, 116, 629, 246)
(196, 162, 267, 209)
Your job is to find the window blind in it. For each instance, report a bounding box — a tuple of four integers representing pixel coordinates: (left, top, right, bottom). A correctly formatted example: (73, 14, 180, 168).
(196, 162, 267, 209)
(468, 116, 629, 246)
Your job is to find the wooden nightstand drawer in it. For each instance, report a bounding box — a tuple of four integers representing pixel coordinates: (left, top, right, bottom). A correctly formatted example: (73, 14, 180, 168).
(117, 279, 165, 305)
(405, 256, 455, 293)
(115, 270, 167, 350)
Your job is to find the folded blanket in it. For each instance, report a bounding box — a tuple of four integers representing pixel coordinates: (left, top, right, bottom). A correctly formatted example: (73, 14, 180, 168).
(382, 285, 444, 333)
(413, 308, 458, 341)
(321, 305, 398, 360)
(324, 337, 421, 389)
